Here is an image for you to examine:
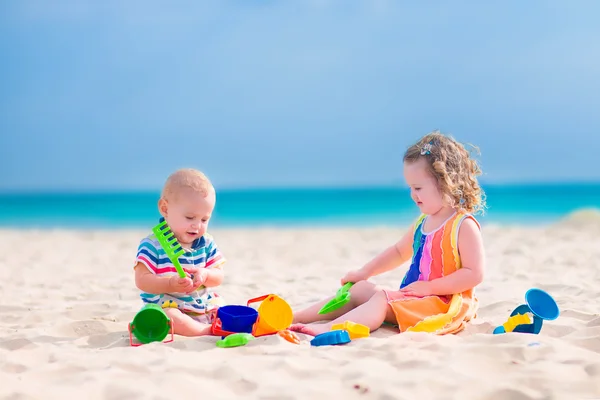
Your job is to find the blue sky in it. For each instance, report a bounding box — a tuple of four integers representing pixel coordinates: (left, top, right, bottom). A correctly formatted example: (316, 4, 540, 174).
(1, 0, 599, 192)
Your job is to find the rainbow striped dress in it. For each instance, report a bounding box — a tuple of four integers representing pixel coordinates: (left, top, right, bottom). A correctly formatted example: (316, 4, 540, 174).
(385, 212, 480, 334)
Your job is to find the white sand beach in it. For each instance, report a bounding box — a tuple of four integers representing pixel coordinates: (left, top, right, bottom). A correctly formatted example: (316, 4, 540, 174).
(1, 211, 599, 400)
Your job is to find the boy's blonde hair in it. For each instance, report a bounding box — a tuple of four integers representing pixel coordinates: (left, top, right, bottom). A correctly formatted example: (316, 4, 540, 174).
(404, 130, 486, 215)
(160, 168, 214, 200)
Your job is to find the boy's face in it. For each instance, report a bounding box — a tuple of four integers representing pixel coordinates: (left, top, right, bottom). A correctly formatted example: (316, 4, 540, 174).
(403, 158, 445, 216)
(158, 188, 216, 247)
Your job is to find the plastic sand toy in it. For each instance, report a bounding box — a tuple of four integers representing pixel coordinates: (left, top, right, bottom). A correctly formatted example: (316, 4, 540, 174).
(152, 220, 187, 278)
(331, 321, 370, 339)
(318, 282, 354, 315)
(216, 333, 255, 348)
(500, 313, 533, 333)
(278, 329, 301, 344)
(493, 288, 559, 335)
(128, 304, 174, 346)
(310, 330, 351, 347)
(217, 305, 259, 334)
(247, 294, 293, 337)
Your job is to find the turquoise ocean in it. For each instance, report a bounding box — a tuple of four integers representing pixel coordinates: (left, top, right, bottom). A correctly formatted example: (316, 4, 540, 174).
(1, 183, 599, 229)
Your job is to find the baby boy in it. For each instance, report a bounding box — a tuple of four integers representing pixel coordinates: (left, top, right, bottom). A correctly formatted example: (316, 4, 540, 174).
(133, 168, 226, 336)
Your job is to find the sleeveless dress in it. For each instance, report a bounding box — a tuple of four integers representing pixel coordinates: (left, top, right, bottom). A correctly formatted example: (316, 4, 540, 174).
(384, 212, 480, 334)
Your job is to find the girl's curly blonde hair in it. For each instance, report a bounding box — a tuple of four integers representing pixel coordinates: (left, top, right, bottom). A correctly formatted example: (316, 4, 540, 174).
(404, 130, 486, 215)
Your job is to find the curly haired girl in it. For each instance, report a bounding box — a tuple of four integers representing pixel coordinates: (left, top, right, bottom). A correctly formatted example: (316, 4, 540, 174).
(291, 131, 487, 336)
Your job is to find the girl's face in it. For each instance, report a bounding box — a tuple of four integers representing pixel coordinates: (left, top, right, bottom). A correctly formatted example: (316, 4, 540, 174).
(403, 158, 445, 216)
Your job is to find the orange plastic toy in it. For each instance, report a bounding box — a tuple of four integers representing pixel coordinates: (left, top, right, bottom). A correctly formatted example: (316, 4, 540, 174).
(247, 294, 293, 337)
(278, 330, 301, 344)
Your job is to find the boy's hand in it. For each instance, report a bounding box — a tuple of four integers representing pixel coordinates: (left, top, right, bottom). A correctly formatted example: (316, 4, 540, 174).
(399, 280, 432, 297)
(190, 268, 209, 290)
(341, 269, 369, 285)
(168, 275, 194, 293)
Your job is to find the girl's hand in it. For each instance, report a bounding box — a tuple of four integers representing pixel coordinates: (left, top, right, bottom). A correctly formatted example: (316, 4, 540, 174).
(341, 269, 369, 285)
(399, 280, 432, 297)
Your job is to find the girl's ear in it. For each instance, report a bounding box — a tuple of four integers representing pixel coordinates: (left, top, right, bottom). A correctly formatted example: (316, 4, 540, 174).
(442, 192, 455, 207)
(158, 198, 169, 217)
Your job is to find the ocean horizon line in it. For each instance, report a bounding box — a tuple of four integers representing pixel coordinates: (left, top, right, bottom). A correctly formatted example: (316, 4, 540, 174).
(2, 179, 600, 196)
(1, 182, 599, 229)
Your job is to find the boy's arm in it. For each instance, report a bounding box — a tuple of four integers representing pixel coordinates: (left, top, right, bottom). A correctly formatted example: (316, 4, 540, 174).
(135, 262, 195, 294)
(427, 218, 485, 295)
(200, 236, 226, 288)
(134, 238, 196, 293)
(360, 226, 414, 278)
(202, 268, 224, 287)
(134, 262, 173, 294)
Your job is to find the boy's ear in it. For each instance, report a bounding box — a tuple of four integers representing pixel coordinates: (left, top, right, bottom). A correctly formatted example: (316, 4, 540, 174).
(158, 198, 169, 217)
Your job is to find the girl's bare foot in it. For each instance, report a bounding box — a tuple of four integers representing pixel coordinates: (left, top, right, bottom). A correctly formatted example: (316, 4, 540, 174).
(289, 323, 331, 337)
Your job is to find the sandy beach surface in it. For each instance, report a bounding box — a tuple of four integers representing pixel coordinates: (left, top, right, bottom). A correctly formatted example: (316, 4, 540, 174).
(1, 211, 599, 400)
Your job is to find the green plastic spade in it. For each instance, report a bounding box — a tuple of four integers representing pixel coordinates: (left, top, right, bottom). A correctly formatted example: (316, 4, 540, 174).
(318, 282, 354, 315)
(216, 333, 255, 348)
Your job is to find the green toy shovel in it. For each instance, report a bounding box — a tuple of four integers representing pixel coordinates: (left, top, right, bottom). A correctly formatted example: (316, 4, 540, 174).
(318, 282, 354, 315)
(216, 333, 255, 348)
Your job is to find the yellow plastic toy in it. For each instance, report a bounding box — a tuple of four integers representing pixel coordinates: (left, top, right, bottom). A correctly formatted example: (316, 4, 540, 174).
(502, 313, 532, 333)
(493, 288, 560, 335)
(247, 294, 293, 337)
(331, 321, 370, 340)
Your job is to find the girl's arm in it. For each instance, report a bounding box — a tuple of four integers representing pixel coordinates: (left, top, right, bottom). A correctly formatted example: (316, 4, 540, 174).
(360, 226, 414, 278)
(428, 218, 485, 295)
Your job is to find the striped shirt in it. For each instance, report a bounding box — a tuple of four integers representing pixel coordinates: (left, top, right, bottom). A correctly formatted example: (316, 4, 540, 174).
(135, 231, 226, 313)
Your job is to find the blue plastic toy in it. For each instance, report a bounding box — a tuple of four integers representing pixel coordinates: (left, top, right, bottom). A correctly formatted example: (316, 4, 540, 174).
(310, 330, 351, 346)
(493, 288, 559, 335)
(218, 305, 259, 334)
